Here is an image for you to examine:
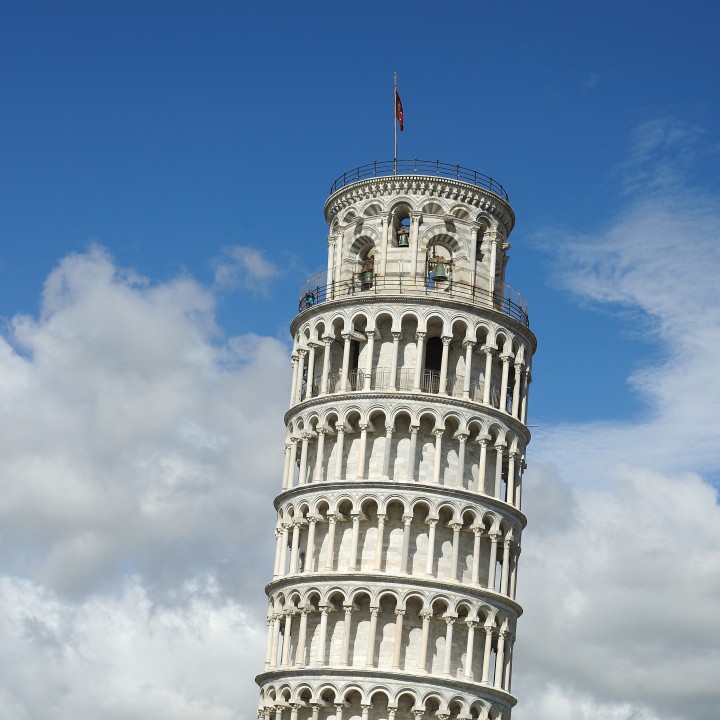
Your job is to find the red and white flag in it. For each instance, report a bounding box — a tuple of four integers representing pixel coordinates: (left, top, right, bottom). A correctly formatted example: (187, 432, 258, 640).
(395, 88, 404, 132)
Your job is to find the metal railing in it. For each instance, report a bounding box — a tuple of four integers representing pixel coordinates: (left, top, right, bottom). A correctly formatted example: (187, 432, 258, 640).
(298, 271, 529, 327)
(300, 366, 507, 409)
(329, 159, 509, 202)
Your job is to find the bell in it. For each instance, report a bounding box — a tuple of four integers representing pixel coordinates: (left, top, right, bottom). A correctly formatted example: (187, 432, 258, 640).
(433, 261, 448, 282)
(397, 228, 410, 247)
(361, 269, 374, 288)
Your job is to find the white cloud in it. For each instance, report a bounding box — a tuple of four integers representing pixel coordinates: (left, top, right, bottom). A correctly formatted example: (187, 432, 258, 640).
(213, 245, 283, 293)
(0, 247, 288, 717)
(514, 125, 720, 720)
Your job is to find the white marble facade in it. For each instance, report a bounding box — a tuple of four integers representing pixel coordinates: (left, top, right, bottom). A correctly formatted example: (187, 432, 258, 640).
(256, 166, 536, 720)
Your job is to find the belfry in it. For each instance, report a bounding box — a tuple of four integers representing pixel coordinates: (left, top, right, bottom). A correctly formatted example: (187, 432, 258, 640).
(257, 159, 536, 720)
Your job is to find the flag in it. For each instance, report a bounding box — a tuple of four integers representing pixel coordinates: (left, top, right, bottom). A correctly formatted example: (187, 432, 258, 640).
(395, 89, 404, 132)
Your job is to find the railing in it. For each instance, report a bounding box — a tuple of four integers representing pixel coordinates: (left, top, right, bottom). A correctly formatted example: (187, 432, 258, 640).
(301, 366, 508, 410)
(330, 159, 509, 202)
(298, 271, 529, 327)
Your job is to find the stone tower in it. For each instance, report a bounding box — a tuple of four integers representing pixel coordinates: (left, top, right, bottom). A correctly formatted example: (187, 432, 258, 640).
(257, 160, 535, 720)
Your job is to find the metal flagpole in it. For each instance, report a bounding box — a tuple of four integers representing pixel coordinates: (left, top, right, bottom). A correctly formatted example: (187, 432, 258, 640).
(393, 72, 397, 175)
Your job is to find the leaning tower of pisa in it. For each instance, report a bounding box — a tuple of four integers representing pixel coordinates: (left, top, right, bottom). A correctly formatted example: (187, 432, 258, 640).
(257, 160, 536, 720)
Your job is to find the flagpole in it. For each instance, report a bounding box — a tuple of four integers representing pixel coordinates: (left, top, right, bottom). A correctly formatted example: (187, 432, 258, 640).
(393, 72, 397, 175)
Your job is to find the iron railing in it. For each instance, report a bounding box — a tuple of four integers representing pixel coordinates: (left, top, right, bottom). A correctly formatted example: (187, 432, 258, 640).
(329, 159, 509, 202)
(298, 271, 529, 327)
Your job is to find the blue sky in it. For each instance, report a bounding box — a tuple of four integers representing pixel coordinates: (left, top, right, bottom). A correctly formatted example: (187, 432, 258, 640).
(1, 3, 719, 720)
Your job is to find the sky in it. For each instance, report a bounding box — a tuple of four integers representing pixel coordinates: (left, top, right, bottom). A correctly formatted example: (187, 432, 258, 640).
(1, 1, 719, 719)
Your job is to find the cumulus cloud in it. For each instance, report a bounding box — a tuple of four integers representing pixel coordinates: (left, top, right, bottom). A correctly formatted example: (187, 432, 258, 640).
(213, 245, 283, 294)
(514, 125, 720, 720)
(0, 246, 288, 717)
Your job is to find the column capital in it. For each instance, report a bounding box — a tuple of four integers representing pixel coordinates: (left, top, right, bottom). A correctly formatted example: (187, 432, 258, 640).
(425, 518, 438, 528)
(449, 522, 463, 532)
(391, 331, 402, 340)
(409, 424, 420, 434)
(472, 526, 484, 537)
(500, 352, 514, 363)
(385, 426, 395, 436)
(376, 512, 387, 522)
(489, 531, 502, 542)
(341, 331, 351, 341)
(444, 616, 457, 626)
(395, 608, 406, 617)
(481, 344, 496, 355)
(455, 432, 469, 442)
(462, 339, 476, 350)
(466, 620, 478, 629)
(402, 515, 413, 525)
(441, 335, 452, 346)
(369, 606, 380, 617)
(297, 348, 308, 358)
(419, 610, 433, 621)
(433, 428, 445, 438)
(416, 331, 426, 341)
(322, 335, 334, 346)
(343, 604, 354, 614)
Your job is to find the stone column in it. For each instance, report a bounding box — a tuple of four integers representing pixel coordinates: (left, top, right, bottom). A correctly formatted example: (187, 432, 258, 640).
(510, 546, 521, 600)
(304, 344, 317, 400)
(417, 611, 432, 673)
(289, 521, 301, 574)
(374, 513, 386, 570)
(313, 429, 326, 483)
(409, 212, 421, 278)
(327, 237, 335, 290)
(339, 333, 352, 391)
(494, 443, 505, 499)
(315, 607, 329, 666)
(507, 451, 518, 506)
(349, 513, 361, 571)
(280, 610, 293, 667)
(464, 620, 477, 679)
(340, 605, 353, 665)
(389, 332, 401, 390)
(285, 439, 298, 489)
(442, 617, 456, 675)
(295, 349, 307, 405)
(363, 331, 375, 390)
(521, 369, 531, 424)
(264, 616, 274, 668)
(290, 704, 300, 720)
(381, 214, 391, 276)
(274, 706, 283, 720)
(281, 443, 292, 491)
(335, 704, 343, 720)
(356, 423, 369, 480)
(400, 515, 413, 574)
(297, 434, 310, 485)
(425, 519, 437, 576)
(456, 433, 468, 487)
(499, 354, 512, 412)
(481, 626, 494, 683)
(295, 608, 310, 667)
(278, 524, 289, 578)
(289, 355, 298, 406)
(469, 223, 480, 288)
(320, 336, 333, 395)
(412, 332, 426, 391)
(505, 636, 515, 692)
(324, 515, 337, 571)
(273, 528, 282, 578)
(381, 426, 394, 479)
(512, 362, 523, 418)
(471, 527, 483, 585)
(432, 429, 444, 484)
(392, 609, 405, 668)
(494, 631, 507, 688)
(481, 346, 495, 404)
(477, 437, 489, 493)
(270, 613, 281, 668)
(310, 705, 320, 720)
(500, 538, 512, 595)
(361, 706, 370, 720)
(489, 237, 499, 296)
(305, 516, 317, 573)
(365, 607, 379, 667)
(488, 532, 500, 590)
(333, 426, 345, 480)
(462, 341, 474, 399)
(406, 425, 419, 481)
(438, 336, 451, 394)
(450, 523, 462, 580)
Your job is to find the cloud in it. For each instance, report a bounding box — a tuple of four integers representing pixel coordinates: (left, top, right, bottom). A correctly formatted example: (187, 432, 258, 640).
(0, 246, 288, 717)
(213, 245, 283, 294)
(514, 123, 720, 720)
(581, 72, 600, 91)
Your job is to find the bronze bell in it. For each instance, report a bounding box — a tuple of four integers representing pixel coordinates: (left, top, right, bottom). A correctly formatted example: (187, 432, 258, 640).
(361, 269, 374, 288)
(397, 228, 410, 247)
(433, 261, 448, 281)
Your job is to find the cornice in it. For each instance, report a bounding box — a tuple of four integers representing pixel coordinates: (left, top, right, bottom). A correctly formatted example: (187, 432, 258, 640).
(256, 666, 516, 707)
(274, 478, 528, 529)
(283, 389, 532, 446)
(264, 571, 523, 617)
(323, 175, 515, 235)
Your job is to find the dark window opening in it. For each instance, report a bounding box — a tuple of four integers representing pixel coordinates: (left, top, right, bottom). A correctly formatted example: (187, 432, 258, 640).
(424, 337, 442, 372)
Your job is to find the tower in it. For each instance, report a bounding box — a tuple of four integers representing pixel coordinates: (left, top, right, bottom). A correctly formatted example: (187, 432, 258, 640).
(257, 160, 535, 720)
